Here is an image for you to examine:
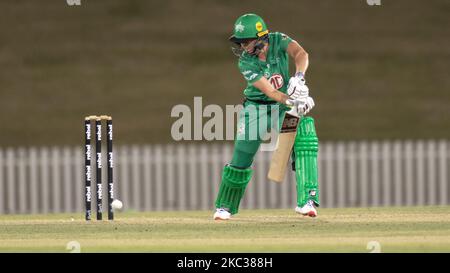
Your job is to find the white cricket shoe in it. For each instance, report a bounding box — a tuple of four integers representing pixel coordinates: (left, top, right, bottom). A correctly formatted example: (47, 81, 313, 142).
(213, 208, 231, 220)
(295, 200, 317, 217)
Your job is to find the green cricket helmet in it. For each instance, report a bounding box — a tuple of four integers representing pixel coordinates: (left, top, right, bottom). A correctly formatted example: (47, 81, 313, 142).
(229, 13, 269, 44)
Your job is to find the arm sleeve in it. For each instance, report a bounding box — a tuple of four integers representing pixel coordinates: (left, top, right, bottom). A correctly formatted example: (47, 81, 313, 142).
(279, 32, 293, 52)
(238, 61, 263, 84)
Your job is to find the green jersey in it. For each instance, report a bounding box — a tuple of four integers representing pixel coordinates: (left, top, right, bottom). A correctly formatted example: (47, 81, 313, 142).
(238, 32, 293, 102)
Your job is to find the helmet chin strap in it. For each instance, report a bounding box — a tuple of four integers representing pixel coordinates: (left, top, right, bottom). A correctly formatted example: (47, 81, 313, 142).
(249, 34, 269, 56)
(231, 43, 244, 57)
(230, 34, 269, 57)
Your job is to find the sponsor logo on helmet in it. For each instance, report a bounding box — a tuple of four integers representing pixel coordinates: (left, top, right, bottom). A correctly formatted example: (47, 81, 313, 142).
(256, 22, 263, 32)
(235, 21, 244, 33)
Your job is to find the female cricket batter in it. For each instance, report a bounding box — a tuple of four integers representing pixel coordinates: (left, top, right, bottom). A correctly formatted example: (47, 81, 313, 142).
(213, 13, 320, 220)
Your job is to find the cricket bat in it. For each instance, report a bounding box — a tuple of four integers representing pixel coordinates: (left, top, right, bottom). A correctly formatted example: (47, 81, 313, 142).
(267, 108, 301, 183)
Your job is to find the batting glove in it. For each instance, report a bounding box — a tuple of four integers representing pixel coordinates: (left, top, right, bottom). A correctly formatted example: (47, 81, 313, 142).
(286, 96, 315, 116)
(287, 72, 308, 99)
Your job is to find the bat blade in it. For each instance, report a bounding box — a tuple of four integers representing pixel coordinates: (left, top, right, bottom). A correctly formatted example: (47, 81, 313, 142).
(267, 112, 300, 183)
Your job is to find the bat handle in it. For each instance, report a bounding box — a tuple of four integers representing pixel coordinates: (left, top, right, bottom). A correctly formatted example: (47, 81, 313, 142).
(287, 106, 303, 118)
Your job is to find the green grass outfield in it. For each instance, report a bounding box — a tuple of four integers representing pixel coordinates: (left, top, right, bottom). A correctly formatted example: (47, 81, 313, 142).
(1, 206, 450, 253)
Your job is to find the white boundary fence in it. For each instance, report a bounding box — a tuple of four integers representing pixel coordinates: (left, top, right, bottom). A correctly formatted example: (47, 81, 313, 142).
(0, 140, 449, 214)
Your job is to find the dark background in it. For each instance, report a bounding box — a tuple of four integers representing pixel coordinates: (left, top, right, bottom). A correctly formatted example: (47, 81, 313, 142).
(0, 0, 449, 146)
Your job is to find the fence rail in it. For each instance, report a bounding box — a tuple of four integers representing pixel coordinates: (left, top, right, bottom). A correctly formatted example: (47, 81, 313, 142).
(0, 140, 449, 214)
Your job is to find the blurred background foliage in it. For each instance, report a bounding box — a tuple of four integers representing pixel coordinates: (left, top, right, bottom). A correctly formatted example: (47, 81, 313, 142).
(0, 0, 449, 146)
